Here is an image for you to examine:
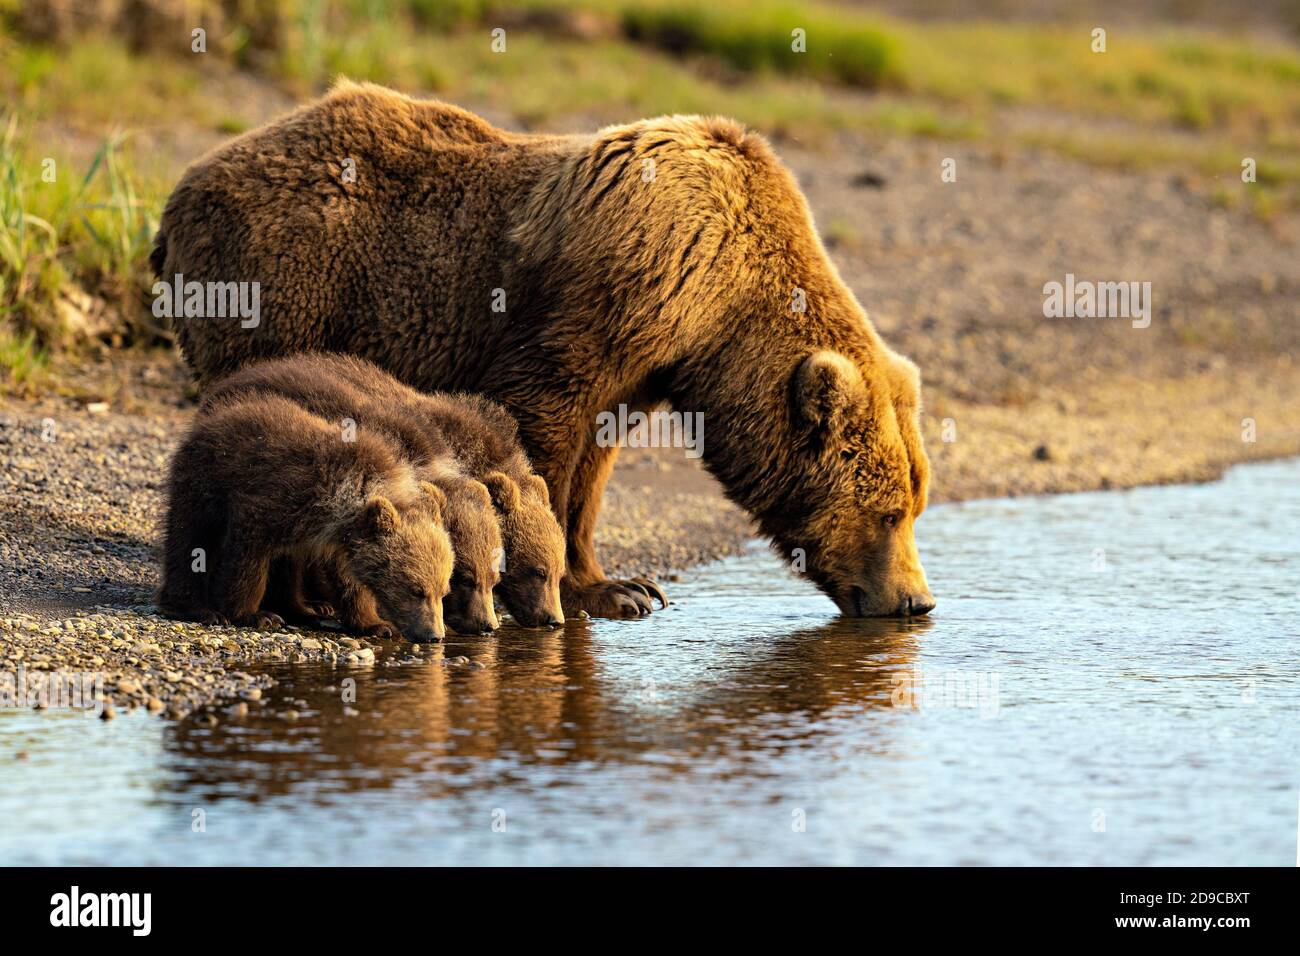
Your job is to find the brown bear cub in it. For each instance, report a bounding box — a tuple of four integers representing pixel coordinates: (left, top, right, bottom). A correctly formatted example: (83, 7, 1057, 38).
(206, 353, 568, 629)
(202, 356, 507, 634)
(158, 394, 454, 643)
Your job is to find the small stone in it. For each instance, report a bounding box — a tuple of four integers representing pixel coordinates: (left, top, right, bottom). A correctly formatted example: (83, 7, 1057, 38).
(99, 702, 116, 721)
(1032, 444, 1052, 462)
(241, 688, 262, 701)
(145, 697, 164, 713)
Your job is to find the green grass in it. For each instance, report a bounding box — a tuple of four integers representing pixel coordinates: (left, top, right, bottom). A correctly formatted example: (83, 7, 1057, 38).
(895, 21, 1300, 137)
(484, 1, 1300, 137)
(0, 325, 50, 390)
(2, 35, 213, 128)
(613, 0, 904, 88)
(0, 112, 164, 348)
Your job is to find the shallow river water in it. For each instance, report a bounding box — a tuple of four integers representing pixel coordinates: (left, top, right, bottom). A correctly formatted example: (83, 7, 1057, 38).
(2, 458, 1298, 865)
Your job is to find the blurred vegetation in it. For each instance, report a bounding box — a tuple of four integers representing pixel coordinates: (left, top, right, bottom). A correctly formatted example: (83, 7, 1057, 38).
(1, 0, 1297, 385)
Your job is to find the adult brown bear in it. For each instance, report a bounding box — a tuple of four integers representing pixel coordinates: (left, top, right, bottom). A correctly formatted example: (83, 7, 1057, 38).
(153, 81, 935, 620)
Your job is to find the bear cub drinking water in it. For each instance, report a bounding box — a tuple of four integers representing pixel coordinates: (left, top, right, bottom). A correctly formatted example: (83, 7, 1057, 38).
(201, 353, 569, 629)
(158, 393, 454, 642)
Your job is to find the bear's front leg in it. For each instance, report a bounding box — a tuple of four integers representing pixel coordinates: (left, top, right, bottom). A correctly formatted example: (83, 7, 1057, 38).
(214, 538, 284, 630)
(334, 572, 398, 639)
(559, 438, 668, 619)
(268, 555, 336, 624)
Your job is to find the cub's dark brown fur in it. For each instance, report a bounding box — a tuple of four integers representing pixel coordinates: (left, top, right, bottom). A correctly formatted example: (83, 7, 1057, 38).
(156, 83, 933, 619)
(159, 394, 454, 642)
(208, 353, 565, 629)
(204, 355, 504, 633)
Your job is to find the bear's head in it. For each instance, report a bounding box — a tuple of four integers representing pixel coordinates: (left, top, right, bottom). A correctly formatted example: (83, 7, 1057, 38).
(484, 471, 567, 629)
(436, 475, 503, 635)
(346, 483, 454, 642)
(780, 350, 934, 618)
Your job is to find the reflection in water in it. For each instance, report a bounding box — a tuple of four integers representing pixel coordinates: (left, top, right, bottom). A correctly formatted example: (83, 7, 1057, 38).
(2, 459, 1298, 864)
(166, 611, 931, 803)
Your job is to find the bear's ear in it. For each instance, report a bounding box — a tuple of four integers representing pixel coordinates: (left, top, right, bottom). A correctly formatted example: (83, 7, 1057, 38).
(881, 353, 930, 516)
(360, 496, 401, 536)
(418, 481, 447, 524)
(523, 473, 550, 507)
(483, 471, 521, 514)
(791, 351, 865, 435)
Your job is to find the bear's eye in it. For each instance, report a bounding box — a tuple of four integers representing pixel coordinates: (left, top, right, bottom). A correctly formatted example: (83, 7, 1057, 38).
(412, 587, 431, 600)
(529, 568, 547, 581)
(881, 513, 898, 529)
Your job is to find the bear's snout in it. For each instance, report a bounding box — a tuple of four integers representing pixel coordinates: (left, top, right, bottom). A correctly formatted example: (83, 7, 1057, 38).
(899, 590, 936, 617)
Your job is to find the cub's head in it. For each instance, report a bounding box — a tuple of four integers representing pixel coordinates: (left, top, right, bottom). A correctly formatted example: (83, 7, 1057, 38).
(438, 476, 503, 635)
(485, 471, 566, 629)
(348, 483, 454, 642)
(778, 350, 934, 618)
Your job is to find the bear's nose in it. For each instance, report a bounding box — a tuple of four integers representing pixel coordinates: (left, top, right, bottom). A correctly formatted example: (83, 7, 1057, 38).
(903, 592, 935, 616)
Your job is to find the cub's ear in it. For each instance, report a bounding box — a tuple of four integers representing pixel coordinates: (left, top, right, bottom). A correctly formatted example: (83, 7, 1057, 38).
(523, 473, 550, 507)
(791, 351, 865, 435)
(483, 471, 521, 514)
(466, 479, 493, 509)
(418, 481, 447, 524)
(359, 496, 401, 536)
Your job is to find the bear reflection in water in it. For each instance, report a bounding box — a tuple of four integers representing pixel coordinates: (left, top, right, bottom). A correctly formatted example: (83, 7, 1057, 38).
(162, 611, 932, 802)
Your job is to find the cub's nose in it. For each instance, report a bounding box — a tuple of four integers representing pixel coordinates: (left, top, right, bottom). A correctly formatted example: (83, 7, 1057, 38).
(902, 592, 936, 616)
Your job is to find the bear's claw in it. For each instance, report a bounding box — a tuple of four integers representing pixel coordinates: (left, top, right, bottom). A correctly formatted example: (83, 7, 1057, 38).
(628, 577, 668, 609)
(563, 577, 668, 618)
(233, 611, 284, 630)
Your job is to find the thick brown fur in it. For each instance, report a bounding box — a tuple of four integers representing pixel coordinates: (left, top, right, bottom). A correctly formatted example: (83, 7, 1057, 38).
(155, 82, 933, 618)
(272, 353, 566, 628)
(202, 354, 507, 633)
(159, 393, 454, 641)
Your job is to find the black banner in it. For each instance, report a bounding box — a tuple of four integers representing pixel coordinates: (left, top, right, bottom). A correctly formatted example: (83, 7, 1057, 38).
(0, 867, 1290, 940)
